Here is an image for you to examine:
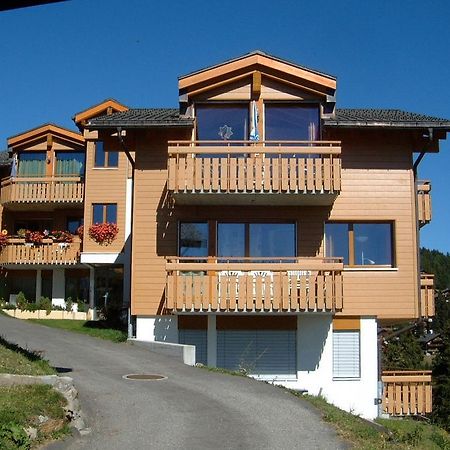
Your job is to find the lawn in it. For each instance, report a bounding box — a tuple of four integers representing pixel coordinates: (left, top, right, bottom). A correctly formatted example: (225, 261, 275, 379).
(29, 319, 128, 342)
(0, 337, 55, 376)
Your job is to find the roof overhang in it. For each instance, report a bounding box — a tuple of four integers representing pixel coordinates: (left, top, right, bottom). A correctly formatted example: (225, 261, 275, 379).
(73, 99, 128, 128)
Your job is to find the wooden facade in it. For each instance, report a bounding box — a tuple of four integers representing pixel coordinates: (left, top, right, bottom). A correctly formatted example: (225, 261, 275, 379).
(417, 180, 432, 227)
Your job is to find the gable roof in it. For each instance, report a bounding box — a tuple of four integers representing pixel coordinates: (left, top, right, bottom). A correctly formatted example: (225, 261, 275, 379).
(86, 108, 194, 129)
(8, 123, 84, 148)
(326, 109, 450, 129)
(73, 98, 128, 126)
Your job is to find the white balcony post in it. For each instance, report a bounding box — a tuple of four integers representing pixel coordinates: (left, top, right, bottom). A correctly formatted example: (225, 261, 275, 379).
(207, 314, 217, 367)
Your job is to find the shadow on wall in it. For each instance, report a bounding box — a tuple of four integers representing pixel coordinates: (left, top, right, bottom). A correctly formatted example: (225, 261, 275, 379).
(154, 316, 178, 343)
(297, 316, 330, 371)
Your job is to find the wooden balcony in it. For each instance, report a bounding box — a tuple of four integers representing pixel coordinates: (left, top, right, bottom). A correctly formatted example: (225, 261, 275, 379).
(382, 370, 432, 416)
(168, 141, 341, 205)
(1, 176, 84, 207)
(417, 180, 432, 227)
(165, 257, 344, 313)
(420, 273, 435, 317)
(0, 239, 81, 265)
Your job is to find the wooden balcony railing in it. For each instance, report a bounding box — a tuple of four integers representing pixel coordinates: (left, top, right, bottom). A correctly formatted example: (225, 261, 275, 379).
(166, 257, 344, 313)
(420, 273, 435, 317)
(0, 239, 81, 265)
(382, 370, 432, 416)
(417, 180, 432, 227)
(0, 176, 84, 205)
(168, 141, 341, 203)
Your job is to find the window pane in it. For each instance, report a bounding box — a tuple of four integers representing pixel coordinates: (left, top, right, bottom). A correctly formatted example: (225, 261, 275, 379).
(249, 223, 295, 258)
(67, 217, 83, 234)
(95, 141, 105, 167)
(93, 204, 103, 224)
(108, 151, 119, 167)
(179, 223, 208, 257)
(265, 104, 320, 141)
(18, 152, 46, 177)
(217, 223, 245, 259)
(106, 204, 117, 223)
(354, 223, 392, 266)
(325, 223, 349, 265)
(196, 104, 249, 141)
(56, 151, 85, 176)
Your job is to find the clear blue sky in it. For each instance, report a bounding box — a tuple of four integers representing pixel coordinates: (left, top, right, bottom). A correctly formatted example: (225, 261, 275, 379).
(1, 0, 449, 252)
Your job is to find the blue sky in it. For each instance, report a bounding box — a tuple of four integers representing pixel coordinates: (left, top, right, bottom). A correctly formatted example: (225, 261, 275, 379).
(1, 0, 449, 252)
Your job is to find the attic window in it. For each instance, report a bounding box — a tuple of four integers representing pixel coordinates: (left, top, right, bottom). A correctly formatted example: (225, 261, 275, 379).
(196, 104, 249, 142)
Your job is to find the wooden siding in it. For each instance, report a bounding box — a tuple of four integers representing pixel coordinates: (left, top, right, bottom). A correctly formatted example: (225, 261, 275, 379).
(382, 371, 432, 416)
(417, 180, 432, 226)
(420, 273, 435, 317)
(166, 257, 343, 313)
(167, 141, 341, 203)
(82, 138, 128, 253)
(1, 176, 84, 205)
(0, 239, 81, 265)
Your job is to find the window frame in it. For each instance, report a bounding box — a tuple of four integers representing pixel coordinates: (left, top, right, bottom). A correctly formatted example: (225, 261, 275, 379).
(94, 141, 119, 168)
(325, 221, 395, 268)
(92, 203, 117, 224)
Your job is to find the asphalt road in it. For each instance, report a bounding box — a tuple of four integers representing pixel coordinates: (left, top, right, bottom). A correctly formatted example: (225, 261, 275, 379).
(0, 315, 346, 449)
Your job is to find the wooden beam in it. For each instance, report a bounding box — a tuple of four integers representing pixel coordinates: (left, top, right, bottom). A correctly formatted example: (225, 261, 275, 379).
(252, 71, 261, 98)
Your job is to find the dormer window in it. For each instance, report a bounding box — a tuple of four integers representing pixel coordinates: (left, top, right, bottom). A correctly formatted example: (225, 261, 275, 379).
(265, 103, 320, 141)
(195, 104, 249, 141)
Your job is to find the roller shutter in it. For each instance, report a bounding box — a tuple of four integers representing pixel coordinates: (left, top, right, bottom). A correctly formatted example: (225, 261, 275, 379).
(217, 330, 296, 380)
(333, 331, 360, 378)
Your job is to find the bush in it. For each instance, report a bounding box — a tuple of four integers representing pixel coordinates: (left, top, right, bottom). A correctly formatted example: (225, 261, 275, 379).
(0, 422, 30, 450)
(16, 292, 27, 311)
(64, 297, 73, 312)
(76, 302, 88, 313)
(36, 297, 52, 315)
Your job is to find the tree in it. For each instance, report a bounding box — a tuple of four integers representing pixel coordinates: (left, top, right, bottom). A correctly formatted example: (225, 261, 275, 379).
(382, 329, 425, 370)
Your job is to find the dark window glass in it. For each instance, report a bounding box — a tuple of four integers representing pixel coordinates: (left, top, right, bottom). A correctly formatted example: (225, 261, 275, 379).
(196, 104, 249, 142)
(106, 204, 117, 223)
(15, 219, 53, 233)
(325, 223, 349, 265)
(94, 142, 105, 167)
(179, 223, 208, 257)
(93, 204, 104, 224)
(56, 151, 85, 176)
(249, 223, 295, 259)
(67, 217, 83, 234)
(217, 223, 245, 259)
(108, 151, 119, 167)
(265, 104, 320, 141)
(18, 152, 46, 177)
(354, 224, 392, 266)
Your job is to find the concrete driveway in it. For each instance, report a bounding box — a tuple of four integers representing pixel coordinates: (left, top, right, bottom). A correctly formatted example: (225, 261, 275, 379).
(0, 315, 346, 449)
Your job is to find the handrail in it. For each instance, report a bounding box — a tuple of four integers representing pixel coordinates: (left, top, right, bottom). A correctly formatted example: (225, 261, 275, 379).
(1, 175, 82, 186)
(169, 140, 341, 145)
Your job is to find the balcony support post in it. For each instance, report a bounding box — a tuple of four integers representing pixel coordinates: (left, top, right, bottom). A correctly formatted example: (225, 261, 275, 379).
(52, 268, 66, 308)
(35, 269, 42, 303)
(207, 314, 217, 368)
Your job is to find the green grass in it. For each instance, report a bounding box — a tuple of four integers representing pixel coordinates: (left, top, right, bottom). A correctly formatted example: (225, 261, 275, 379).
(0, 384, 68, 449)
(29, 319, 128, 342)
(298, 393, 450, 449)
(0, 337, 55, 376)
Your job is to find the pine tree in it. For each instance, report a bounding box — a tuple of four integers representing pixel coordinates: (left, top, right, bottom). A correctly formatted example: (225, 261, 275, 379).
(382, 329, 425, 370)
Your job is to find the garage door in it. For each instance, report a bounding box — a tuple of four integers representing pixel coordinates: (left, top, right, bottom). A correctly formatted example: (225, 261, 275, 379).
(217, 330, 296, 380)
(179, 329, 207, 365)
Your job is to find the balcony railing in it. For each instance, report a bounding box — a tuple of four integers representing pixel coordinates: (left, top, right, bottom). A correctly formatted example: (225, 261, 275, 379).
(382, 370, 432, 416)
(420, 273, 435, 317)
(165, 257, 344, 313)
(0, 176, 84, 205)
(168, 141, 341, 204)
(417, 180, 432, 227)
(0, 239, 81, 265)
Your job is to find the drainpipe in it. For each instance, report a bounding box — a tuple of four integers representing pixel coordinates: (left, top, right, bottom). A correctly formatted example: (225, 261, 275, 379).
(116, 127, 135, 338)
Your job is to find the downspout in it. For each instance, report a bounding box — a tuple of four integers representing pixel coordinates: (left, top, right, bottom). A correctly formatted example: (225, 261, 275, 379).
(116, 127, 135, 338)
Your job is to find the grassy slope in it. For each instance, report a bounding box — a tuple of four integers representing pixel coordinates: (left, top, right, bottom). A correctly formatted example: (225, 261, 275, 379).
(29, 319, 127, 342)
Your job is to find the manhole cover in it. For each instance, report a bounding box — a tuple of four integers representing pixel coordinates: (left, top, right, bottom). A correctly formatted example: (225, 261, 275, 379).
(122, 374, 167, 381)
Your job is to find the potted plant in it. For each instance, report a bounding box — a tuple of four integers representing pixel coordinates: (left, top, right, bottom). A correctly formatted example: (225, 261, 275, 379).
(50, 230, 73, 243)
(25, 230, 44, 245)
(88, 222, 119, 245)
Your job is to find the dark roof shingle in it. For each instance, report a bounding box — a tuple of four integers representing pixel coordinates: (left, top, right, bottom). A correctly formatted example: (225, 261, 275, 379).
(87, 108, 193, 129)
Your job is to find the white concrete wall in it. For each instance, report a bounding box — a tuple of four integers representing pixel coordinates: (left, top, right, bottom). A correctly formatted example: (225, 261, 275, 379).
(288, 315, 378, 419)
(136, 315, 178, 343)
(51, 268, 65, 308)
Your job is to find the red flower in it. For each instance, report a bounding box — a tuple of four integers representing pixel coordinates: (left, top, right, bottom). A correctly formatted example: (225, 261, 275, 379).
(88, 223, 119, 246)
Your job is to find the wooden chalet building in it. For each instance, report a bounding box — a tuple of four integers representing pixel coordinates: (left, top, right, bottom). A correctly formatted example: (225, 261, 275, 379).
(2, 51, 449, 418)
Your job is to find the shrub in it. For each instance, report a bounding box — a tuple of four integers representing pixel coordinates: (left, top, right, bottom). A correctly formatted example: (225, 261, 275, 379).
(88, 223, 118, 246)
(25, 231, 44, 245)
(36, 297, 52, 315)
(0, 422, 31, 450)
(76, 302, 88, 313)
(16, 292, 27, 311)
(65, 297, 73, 312)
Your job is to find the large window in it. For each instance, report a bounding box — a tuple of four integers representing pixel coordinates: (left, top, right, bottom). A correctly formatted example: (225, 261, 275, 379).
(325, 222, 393, 266)
(196, 104, 249, 142)
(265, 103, 320, 141)
(95, 141, 118, 168)
(18, 152, 46, 177)
(56, 151, 85, 177)
(92, 204, 117, 224)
